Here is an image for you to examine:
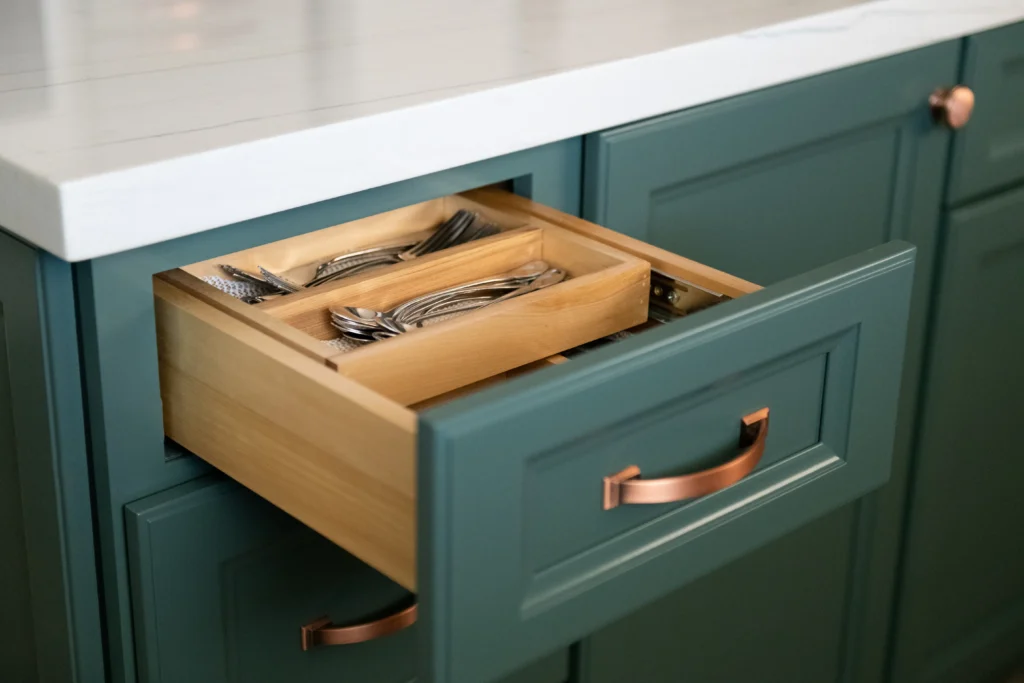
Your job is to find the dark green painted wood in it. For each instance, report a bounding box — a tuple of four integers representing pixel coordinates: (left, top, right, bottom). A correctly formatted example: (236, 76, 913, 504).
(583, 42, 956, 286)
(126, 477, 569, 683)
(948, 21, 1024, 204)
(74, 139, 582, 683)
(580, 44, 956, 683)
(0, 256, 36, 683)
(419, 243, 916, 683)
(581, 507, 858, 683)
(891, 184, 1024, 683)
(0, 231, 105, 683)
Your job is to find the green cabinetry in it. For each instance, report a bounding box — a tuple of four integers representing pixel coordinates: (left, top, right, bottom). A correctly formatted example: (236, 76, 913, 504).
(5, 17, 1023, 683)
(889, 179, 1024, 683)
(127, 478, 569, 683)
(948, 23, 1024, 203)
(0, 230, 104, 683)
(580, 42, 959, 683)
(890, 21, 1024, 683)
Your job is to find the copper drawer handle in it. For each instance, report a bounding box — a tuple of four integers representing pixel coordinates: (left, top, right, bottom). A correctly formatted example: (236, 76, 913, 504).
(300, 601, 417, 649)
(603, 408, 769, 510)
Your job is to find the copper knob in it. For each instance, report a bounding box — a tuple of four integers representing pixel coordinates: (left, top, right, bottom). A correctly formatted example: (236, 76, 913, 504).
(929, 86, 975, 129)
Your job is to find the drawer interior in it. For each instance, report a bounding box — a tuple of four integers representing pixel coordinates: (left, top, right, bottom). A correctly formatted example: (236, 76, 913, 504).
(173, 193, 652, 406)
(154, 189, 760, 590)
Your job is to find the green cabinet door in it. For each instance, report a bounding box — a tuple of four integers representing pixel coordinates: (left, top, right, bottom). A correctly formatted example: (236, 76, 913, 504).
(0, 231, 105, 683)
(127, 477, 570, 683)
(890, 185, 1024, 683)
(579, 43, 957, 683)
(948, 21, 1024, 204)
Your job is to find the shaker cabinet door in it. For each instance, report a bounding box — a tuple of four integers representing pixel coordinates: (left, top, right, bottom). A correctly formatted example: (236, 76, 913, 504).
(583, 41, 957, 289)
(890, 185, 1024, 683)
(126, 478, 570, 683)
(948, 21, 1024, 204)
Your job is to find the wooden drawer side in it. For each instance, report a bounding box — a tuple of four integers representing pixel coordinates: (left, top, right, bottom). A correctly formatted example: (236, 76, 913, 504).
(154, 277, 419, 589)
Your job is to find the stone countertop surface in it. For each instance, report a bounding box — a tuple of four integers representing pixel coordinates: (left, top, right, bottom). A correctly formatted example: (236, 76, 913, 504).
(1, 0, 1022, 260)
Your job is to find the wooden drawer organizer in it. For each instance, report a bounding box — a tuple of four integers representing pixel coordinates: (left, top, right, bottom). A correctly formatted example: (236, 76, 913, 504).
(154, 189, 757, 589)
(164, 193, 651, 407)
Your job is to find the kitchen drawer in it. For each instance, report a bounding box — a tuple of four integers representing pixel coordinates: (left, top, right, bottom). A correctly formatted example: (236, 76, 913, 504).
(949, 21, 1024, 204)
(154, 188, 915, 683)
(126, 477, 570, 683)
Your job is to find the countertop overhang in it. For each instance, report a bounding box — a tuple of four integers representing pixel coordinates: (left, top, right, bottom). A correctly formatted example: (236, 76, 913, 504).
(1, 0, 1022, 261)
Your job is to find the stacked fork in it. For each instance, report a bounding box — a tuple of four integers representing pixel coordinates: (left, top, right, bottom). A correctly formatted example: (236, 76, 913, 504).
(214, 209, 500, 303)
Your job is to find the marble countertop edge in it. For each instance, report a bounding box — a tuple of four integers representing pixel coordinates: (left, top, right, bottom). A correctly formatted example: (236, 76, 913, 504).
(2, 0, 1022, 260)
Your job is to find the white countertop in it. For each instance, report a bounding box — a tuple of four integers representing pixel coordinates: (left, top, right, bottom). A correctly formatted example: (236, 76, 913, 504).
(2, 0, 1023, 261)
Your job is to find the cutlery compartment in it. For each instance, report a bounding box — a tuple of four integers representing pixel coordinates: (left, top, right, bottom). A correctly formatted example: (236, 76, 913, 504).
(169, 194, 651, 406)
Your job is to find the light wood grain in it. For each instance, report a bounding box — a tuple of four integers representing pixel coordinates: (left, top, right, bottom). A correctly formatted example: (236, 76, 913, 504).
(154, 278, 419, 589)
(410, 373, 511, 411)
(262, 227, 544, 340)
(508, 355, 569, 374)
(328, 257, 650, 406)
(156, 269, 337, 364)
(462, 188, 762, 296)
(410, 355, 569, 410)
(183, 199, 447, 283)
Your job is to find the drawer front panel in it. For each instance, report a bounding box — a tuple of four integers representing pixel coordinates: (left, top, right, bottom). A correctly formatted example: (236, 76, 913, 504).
(949, 21, 1024, 203)
(583, 41, 957, 286)
(126, 479, 569, 683)
(524, 349, 828, 574)
(419, 243, 915, 683)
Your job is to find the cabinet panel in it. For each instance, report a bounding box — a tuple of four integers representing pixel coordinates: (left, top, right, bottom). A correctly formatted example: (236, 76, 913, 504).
(585, 508, 854, 683)
(0, 231, 103, 683)
(126, 478, 569, 683)
(644, 120, 901, 285)
(581, 43, 957, 683)
(584, 43, 957, 286)
(421, 242, 913, 683)
(0, 301, 36, 682)
(891, 185, 1024, 683)
(949, 21, 1024, 204)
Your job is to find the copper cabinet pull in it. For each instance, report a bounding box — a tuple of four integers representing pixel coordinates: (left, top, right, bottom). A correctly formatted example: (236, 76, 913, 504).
(603, 408, 769, 510)
(300, 602, 417, 650)
(929, 86, 975, 129)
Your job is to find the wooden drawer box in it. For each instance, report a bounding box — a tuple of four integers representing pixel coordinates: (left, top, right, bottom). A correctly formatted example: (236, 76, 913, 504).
(154, 188, 916, 683)
(169, 193, 651, 406)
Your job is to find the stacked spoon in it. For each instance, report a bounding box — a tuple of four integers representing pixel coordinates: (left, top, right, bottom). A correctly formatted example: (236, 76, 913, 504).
(329, 261, 566, 344)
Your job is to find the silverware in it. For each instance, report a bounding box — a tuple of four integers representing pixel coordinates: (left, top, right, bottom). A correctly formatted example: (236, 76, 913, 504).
(219, 264, 269, 286)
(389, 261, 548, 322)
(397, 210, 475, 261)
(305, 210, 499, 288)
(328, 261, 565, 343)
(388, 268, 567, 332)
(257, 266, 303, 293)
(222, 210, 503, 301)
(314, 241, 418, 278)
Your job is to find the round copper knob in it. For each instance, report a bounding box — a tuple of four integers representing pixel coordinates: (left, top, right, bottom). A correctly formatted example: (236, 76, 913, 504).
(929, 86, 975, 129)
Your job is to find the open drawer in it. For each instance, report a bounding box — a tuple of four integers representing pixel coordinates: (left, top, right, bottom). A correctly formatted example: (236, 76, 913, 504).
(154, 188, 915, 683)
